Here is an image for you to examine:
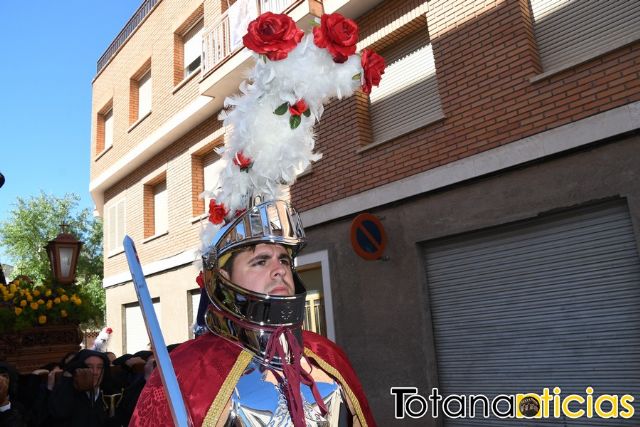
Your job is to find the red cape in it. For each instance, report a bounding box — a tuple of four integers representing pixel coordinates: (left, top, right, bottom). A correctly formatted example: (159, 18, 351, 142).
(130, 331, 376, 426)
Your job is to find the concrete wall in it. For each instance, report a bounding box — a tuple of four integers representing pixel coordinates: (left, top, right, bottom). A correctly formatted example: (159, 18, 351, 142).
(302, 133, 640, 425)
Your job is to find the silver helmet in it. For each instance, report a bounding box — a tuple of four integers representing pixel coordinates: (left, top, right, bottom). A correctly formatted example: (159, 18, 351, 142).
(201, 199, 308, 366)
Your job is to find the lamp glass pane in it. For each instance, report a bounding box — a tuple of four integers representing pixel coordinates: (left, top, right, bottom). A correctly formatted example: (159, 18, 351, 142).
(59, 247, 74, 278)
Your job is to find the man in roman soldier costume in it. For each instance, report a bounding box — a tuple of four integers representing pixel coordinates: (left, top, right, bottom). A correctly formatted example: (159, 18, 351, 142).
(130, 10, 384, 427)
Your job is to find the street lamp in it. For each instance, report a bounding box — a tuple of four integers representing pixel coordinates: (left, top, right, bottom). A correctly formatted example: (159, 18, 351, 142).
(45, 224, 83, 285)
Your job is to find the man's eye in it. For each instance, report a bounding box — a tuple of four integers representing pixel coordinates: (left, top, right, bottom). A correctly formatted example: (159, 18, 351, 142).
(280, 258, 291, 266)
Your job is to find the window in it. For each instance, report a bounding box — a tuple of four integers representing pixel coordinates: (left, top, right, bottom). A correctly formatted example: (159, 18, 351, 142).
(138, 70, 152, 119)
(530, 0, 640, 74)
(191, 147, 225, 217)
(130, 63, 152, 125)
(124, 299, 160, 354)
(145, 177, 167, 238)
(188, 289, 201, 338)
(96, 101, 113, 155)
(106, 198, 126, 255)
(296, 250, 336, 340)
(369, 29, 444, 145)
(103, 109, 113, 150)
(153, 180, 168, 235)
(202, 150, 224, 213)
(183, 19, 204, 78)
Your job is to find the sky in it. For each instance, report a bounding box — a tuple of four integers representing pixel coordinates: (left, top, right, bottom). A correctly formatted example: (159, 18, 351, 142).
(0, 1, 141, 262)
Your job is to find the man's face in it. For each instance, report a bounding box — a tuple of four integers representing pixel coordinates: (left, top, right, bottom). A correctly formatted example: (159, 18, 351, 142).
(84, 356, 104, 388)
(226, 244, 294, 296)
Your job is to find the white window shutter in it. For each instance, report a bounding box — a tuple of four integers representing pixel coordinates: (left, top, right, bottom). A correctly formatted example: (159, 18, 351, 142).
(107, 204, 116, 253)
(153, 181, 168, 234)
(104, 109, 113, 149)
(369, 30, 443, 144)
(125, 301, 161, 354)
(116, 199, 125, 251)
(138, 71, 152, 118)
(203, 151, 225, 210)
(184, 20, 204, 76)
(530, 0, 640, 72)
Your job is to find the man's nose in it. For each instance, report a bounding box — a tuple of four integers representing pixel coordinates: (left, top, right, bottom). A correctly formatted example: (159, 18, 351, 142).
(270, 259, 286, 277)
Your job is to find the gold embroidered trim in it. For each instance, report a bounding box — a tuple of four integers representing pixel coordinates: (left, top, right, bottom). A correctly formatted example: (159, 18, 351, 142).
(304, 348, 368, 427)
(202, 350, 253, 426)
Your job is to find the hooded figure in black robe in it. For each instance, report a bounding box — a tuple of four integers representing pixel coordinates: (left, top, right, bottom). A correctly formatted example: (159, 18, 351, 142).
(0, 361, 26, 427)
(47, 349, 115, 427)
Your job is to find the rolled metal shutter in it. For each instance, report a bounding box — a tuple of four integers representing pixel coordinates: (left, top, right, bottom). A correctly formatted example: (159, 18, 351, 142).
(424, 200, 640, 426)
(530, 0, 640, 72)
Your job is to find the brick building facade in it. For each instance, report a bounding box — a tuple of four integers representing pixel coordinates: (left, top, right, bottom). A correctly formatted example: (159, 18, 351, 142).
(91, 0, 640, 424)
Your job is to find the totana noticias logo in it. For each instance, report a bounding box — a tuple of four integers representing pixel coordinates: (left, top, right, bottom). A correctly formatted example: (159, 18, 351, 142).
(391, 387, 635, 419)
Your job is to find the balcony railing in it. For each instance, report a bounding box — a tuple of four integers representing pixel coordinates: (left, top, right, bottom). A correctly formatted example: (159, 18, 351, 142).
(97, 0, 161, 74)
(201, 0, 298, 76)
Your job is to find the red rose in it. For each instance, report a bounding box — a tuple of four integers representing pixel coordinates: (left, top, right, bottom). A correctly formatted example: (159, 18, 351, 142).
(195, 272, 204, 289)
(233, 151, 253, 171)
(288, 99, 308, 116)
(313, 13, 358, 63)
(360, 49, 385, 94)
(243, 12, 304, 61)
(208, 199, 229, 225)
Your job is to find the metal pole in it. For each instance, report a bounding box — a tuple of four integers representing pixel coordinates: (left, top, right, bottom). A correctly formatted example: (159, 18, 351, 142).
(124, 235, 192, 427)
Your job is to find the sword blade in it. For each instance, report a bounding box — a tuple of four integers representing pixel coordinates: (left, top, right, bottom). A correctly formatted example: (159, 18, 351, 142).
(123, 235, 192, 427)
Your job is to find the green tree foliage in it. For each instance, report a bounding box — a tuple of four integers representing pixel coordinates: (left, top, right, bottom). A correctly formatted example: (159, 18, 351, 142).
(0, 192, 105, 327)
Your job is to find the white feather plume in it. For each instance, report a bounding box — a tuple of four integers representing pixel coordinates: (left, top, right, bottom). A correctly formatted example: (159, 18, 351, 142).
(199, 31, 364, 253)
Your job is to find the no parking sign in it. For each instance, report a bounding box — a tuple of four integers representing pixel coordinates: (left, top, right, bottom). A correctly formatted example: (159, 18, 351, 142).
(350, 213, 387, 260)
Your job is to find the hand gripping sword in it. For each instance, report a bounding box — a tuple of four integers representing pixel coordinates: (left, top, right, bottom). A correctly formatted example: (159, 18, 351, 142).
(124, 235, 193, 427)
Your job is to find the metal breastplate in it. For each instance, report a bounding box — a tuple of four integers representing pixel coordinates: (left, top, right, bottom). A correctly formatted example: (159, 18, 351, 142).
(223, 358, 349, 426)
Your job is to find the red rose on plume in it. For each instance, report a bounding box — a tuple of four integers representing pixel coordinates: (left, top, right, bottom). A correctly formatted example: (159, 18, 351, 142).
(360, 49, 385, 94)
(208, 199, 229, 225)
(313, 13, 358, 63)
(243, 12, 304, 61)
(196, 272, 204, 289)
(288, 99, 308, 116)
(233, 151, 253, 172)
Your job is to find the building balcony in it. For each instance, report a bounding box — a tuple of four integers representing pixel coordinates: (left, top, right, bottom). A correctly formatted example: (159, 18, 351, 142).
(198, 0, 383, 107)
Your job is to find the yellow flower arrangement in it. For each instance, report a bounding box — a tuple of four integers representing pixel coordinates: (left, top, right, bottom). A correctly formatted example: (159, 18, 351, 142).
(0, 276, 100, 332)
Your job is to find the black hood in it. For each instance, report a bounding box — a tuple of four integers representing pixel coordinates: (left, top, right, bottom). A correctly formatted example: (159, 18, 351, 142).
(64, 349, 113, 391)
